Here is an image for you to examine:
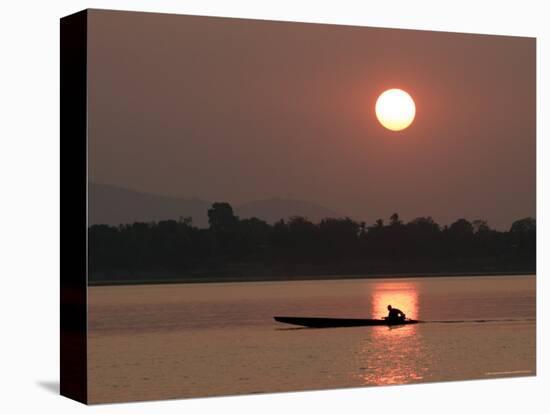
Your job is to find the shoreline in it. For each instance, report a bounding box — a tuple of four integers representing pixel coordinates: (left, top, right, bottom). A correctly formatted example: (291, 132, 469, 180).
(88, 270, 535, 287)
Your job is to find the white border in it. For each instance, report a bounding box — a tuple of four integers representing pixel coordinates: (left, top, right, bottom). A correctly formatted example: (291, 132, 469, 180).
(0, 1, 546, 413)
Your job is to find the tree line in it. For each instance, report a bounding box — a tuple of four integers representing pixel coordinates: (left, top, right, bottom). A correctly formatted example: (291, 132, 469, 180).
(89, 202, 535, 283)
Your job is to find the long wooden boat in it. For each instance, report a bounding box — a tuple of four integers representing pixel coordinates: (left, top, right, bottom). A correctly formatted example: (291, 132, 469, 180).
(274, 316, 419, 328)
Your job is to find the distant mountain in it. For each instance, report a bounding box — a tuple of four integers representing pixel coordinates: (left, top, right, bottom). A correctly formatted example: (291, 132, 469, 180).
(235, 197, 343, 224)
(89, 183, 211, 227)
(89, 183, 346, 227)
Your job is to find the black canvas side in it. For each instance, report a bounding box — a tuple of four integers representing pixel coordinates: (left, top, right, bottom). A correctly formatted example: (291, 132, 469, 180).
(60, 9, 88, 405)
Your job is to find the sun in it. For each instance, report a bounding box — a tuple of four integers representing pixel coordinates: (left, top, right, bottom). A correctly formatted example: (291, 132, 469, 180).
(375, 89, 416, 131)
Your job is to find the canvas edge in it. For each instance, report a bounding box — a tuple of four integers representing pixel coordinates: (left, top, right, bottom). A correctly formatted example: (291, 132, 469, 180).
(60, 8, 88, 405)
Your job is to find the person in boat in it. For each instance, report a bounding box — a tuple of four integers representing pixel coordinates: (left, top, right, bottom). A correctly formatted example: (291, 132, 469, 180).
(386, 305, 406, 322)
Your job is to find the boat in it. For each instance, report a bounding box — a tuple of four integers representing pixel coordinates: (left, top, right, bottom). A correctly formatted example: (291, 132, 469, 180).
(273, 316, 419, 328)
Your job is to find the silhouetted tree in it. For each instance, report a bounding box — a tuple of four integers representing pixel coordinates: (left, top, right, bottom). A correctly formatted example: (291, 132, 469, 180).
(318, 217, 360, 261)
(510, 217, 536, 234)
(472, 219, 490, 234)
(509, 217, 536, 260)
(87, 203, 536, 284)
(286, 216, 318, 261)
(390, 213, 402, 226)
(237, 217, 271, 260)
(445, 218, 475, 258)
(208, 202, 238, 232)
(448, 218, 474, 236)
(406, 217, 441, 258)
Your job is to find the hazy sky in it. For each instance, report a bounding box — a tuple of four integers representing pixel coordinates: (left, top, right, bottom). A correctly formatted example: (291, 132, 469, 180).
(88, 9, 535, 230)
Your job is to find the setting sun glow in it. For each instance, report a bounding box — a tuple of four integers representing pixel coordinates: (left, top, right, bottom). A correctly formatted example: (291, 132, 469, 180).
(375, 89, 416, 131)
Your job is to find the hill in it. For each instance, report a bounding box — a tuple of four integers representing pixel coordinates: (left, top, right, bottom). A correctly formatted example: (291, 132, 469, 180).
(89, 183, 345, 226)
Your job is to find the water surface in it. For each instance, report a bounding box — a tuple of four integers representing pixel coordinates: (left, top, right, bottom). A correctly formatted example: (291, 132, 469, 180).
(88, 275, 535, 403)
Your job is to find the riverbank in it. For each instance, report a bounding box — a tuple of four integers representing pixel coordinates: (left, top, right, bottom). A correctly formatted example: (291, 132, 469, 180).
(88, 269, 535, 286)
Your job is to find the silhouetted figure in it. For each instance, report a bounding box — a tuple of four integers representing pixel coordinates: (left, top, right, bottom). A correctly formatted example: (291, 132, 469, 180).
(386, 305, 406, 322)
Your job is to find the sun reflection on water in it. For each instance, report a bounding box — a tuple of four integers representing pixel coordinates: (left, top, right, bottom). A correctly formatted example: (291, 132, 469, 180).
(357, 281, 427, 385)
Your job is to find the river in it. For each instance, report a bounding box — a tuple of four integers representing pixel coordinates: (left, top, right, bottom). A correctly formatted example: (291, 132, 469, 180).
(88, 275, 535, 403)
